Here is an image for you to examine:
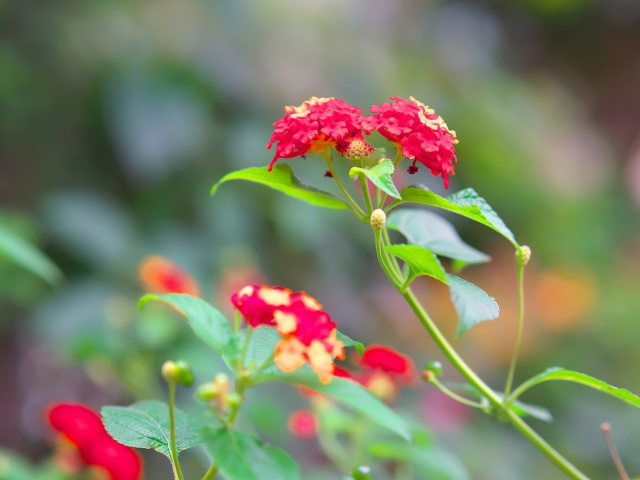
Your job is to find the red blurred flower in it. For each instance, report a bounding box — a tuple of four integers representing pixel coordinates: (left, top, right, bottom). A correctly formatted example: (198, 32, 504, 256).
(46, 403, 143, 480)
(287, 409, 318, 438)
(266, 97, 366, 170)
(139, 256, 200, 297)
(363, 96, 458, 188)
(232, 285, 344, 383)
(337, 345, 415, 402)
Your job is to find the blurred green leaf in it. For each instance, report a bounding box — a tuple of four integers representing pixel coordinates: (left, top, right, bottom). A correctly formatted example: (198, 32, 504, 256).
(387, 209, 490, 266)
(349, 159, 401, 199)
(446, 274, 499, 337)
(0, 224, 62, 285)
(211, 165, 348, 210)
(336, 330, 364, 356)
(0, 450, 35, 480)
(202, 427, 300, 480)
(259, 369, 411, 441)
(385, 244, 447, 284)
(138, 294, 240, 363)
(510, 368, 640, 409)
(102, 400, 203, 459)
(397, 187, 519, 250)
(368, 443, 469, 480)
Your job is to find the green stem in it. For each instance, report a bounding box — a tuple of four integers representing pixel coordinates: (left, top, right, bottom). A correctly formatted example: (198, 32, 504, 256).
(251, 353, 275, 380)
(201, 464, 219, 480)
(239, 327, 253, 371)
(428, 376, 486, 410)
(374, 229, 403, 288)
(358, 174, 374, 215)
(323, 152, 366, 220)
(375, 231, 588, 479)
(504, 260, 526, 398)
(168, 381, 185, 480)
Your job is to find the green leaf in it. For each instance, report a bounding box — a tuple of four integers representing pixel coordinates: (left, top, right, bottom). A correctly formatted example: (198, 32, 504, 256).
(398, 187, 519, 250)
(101, 400, 203, 459)
(202, 427, 300, 480)
(259, 369, 411, 441)
(349, 159, 401, 199)
(0, 450, 35, 480)
(0, 224, 63, 285)
(138, 294, 239, 361)
(336, 330, 364, 356)
(211, 164, 348, 210)
(385, 244, 447, 284)
(446, 274, 499, 337)
(510, 367, 640, 409)
(387, 209, 490, 266)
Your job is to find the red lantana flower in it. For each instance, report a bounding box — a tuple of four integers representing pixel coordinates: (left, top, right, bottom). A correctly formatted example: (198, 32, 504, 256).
(266, 97, 367, 170)
(139, 256, 200, 297)
(337, 345, 415, 402)
(232, 285, 344, 384)
(46, 403, 143, 480)
(364, 96, 458, 188)
(287, 409, 319, 438)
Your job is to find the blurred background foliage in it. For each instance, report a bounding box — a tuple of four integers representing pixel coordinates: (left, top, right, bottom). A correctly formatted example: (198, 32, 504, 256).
(1, 0, 640, 478)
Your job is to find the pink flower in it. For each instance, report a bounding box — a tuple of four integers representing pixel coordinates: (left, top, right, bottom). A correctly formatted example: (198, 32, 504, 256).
(266, 97, 366, 170)
(287, 409, 319, 438)
(364, 96, 458, 188)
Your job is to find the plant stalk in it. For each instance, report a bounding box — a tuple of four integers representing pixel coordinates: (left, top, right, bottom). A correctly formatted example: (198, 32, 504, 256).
(505, 261, 526, 397)
(168, 381, 185, 480)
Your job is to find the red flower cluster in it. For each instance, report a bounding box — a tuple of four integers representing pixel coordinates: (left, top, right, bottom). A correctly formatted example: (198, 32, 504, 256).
(287, 409, 318, 438)
(232, 285, 344, 383)
(139, 256, 200, 297)
(364, 96, 458, 188)
(46, 403, 143, 480)
(266, 96, 458, 188)
(266, 97, 368, 170)
(335, 345, 415, 402)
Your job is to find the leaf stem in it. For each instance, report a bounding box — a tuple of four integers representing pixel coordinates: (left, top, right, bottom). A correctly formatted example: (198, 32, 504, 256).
(358, 174, 374, 215)
(201, 464, 219, 480)
(427, 376, 486, 410)
(168, 381, 185, 480)
(323, 152, 366, 220)
(374, 229, 403, 289)
(504, 259, 526, 398)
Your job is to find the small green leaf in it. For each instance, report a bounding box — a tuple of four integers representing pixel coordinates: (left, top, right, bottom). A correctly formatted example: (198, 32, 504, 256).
(349, 159, 401, 199)
(101, 400, 203, 459)
(387, 209, 490, 266)
(138, 294, 239, 362)
(211, 164, 348, 210)
(385, 244, 447, 284)
(0, 449, 35, 480)
(336, 330, 364, 356)
(0, 224, 63, 285)
(202, 427, 300, 480)
(446, 274, 499, 337)
(259, 369, 411, 441)
(398, 187, 519, 250)
(511, 368, 640, 409)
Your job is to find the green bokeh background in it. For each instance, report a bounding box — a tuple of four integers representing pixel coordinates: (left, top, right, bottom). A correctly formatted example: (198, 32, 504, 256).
(1, 1, 640, 478)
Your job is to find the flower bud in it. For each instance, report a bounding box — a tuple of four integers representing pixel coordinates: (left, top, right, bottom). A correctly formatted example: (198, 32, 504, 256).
(226, 392, 242, 408)
(196, 382, 218, 401)
(518, 246, 531, 266)
(352, 466, 372, 480)
(161, 361, 179, 383)
(423, 360, 443, 376)
(174, 360, 194, 387)
(370, 209, 386, 231)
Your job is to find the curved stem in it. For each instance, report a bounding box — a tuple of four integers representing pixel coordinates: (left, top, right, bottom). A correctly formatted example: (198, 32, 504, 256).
(323, 152, 366, 220)
(358, 174, 373, 215)
(168, 381, 185, 480)
(202, 464, 219, 480)
(505, 261, 526, 398)
(428, 376, 486, 410)
(374, 230, 403, 288)
(375, 229, 588, 480)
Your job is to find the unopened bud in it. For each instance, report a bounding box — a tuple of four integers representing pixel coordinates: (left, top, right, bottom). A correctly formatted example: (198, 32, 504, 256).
(161, 361, 179, 383)
(174, 360, 194, 387)
(352, 465, 372, 480)
(423, 361, 443, 377)
(518, 246, 531, 266)
(370, 209, 386, 231)
(226, 392, 242, 407)
(421, 370, 436, 383)
(196, 382, 218, 401)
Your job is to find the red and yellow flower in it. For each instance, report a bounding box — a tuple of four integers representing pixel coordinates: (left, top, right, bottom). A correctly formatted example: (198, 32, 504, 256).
(232, 285, 344, 384)
(139, 256, 200, 297)
(46, 403, 143, 480)
(364, 96, 458, 188)
(266, 97, 368, 170)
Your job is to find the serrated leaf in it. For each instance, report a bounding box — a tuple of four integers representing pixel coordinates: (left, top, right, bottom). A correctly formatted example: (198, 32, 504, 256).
(211, 164, 348, 210)
(138, 294, 240, 362)
(259, 369, 411, 441)
(385, 244, 447, 284)
(446, 274, 499, 337)
(510, 368, 640, 409)
(387, 209, 490, 265)
(349, 159, 401, 199)
(336, 330, 364, 356)
(0, 224, 63, 285)
(101, 400, 203, 459)
(398, 187, 519, 250)
(202, 427, 300, 480)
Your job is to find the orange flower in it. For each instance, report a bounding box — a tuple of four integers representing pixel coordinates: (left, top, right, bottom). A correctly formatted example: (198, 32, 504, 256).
(139, 256, 200, 296)
(232, 285, 344, 383)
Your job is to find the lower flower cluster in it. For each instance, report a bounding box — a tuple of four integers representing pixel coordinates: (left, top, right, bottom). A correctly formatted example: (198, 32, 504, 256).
(232, 285, 345, 383)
